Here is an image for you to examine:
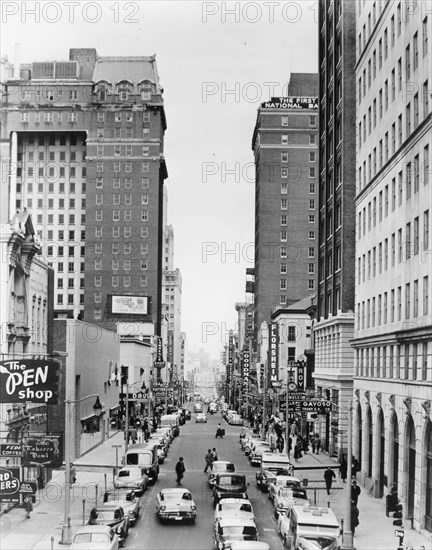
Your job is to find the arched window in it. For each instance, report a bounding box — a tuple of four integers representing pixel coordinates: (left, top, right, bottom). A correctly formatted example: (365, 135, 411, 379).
(378, 408, 385, 496)
(406, 415, 416, 517)
(118, 81, 132, 101)
(355, 402, 362, 469)
(424, 420, 432, 532)
(390, 411, 399, 487)
(96, 82, 109, 102)
(140, 80, 153, 101)
(366, 405, 373, 478)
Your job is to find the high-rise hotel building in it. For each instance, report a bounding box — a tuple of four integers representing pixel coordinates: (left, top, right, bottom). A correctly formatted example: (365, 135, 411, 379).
(352, 2, 431, 532)
(251, 73, 319, 351)
(312, 0, 356, 458)
(0, 48, 167, 334)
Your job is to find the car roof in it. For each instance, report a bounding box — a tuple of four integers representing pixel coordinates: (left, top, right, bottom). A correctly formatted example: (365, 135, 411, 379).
(218, 517, 257, 527)
(275, 475, 301, 483)
(230, 542, 270, 550)
(74, 525, 113, 535)
(93, 505, 122, 512)
(218, 498, 252, 506)
(216, 473, 245, 478)
(161, 488, 191, 495)
(213, 461, 234, 466)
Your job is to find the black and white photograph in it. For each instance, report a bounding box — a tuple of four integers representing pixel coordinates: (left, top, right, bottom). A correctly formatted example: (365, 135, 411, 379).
(0, 1, 431, 549)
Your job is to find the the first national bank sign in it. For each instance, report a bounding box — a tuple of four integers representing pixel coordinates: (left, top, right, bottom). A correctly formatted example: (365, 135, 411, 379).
(261, 97, 318, 110)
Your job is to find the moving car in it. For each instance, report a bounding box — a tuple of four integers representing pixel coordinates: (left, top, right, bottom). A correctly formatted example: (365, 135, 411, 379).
(103, 488, 141, 526)
(114, 467, 148, 496)
(279, 505, 340, 550)
(214, 498, 254, 522)
(208, 461, 236, 487)
(273, 487, 309, 519)
(124, 444, 159, 484)
(195, 413, 208, 423)
(156, 488, 197, 524)
(214, 517, 259, 550)
(88, 506, 129, 546)
(194, 403, 203, 413)
(268, 476, 302, 503)
(213, 474, 248, 504)
(70, 525, 119, 550)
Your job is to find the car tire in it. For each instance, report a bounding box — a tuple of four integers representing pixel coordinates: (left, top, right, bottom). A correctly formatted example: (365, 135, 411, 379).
(189, 517, 196, 525)
(274, 509, 278, 520)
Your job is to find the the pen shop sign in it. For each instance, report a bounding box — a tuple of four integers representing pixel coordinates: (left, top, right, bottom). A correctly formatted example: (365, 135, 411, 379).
(22, 436, 62, 468)
(0, 360, 60, 404)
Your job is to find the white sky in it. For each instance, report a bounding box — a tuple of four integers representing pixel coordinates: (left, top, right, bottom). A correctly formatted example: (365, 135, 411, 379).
(1, 0, 318, 360)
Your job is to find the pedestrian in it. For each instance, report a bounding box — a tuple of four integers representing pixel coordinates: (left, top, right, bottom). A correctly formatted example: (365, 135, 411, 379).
(314, 434, 321, 454)
(339, 457, 347, 482)
(287, 436, 292, 456)
(212, 448, 218, 462)
(204, 449, 213, 473)
(37, 470, 45, 490)
(351, 479, 361, 505)
(129, 426, 138, 445)
(175, 457, 185, 485)
(290, 422, 298, 437)
(311, 435, 316, 454)
(24, 496, 33, 519)
(269, 431, 277, 452)
(324, 467, 336, 495)
(293, 441, 302, 462)
(277, 435, 284, 454)
(350, 500, 359, 535)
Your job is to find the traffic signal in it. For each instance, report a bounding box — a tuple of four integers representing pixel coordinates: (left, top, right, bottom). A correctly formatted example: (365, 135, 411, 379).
(393, 503, 403, 526)
(121, 366, 128, 385)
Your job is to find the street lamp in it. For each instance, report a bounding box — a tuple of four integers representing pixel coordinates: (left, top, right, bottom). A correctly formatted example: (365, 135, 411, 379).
(60, 395, 102, 545)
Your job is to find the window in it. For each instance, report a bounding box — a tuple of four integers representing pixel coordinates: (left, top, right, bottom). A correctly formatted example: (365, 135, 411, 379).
(308, 263, 315, 274)
(94, 276, 101, 287)
(123, 276, 130, 287)
(308, 231, 315, 240)
(280, 295, 287, 305)
(280, 231, 287, 242)
(69, 90, 78, 101)
(405, 283, 411, 319)
(423, 16, 429, 56)
(281, 168, 288, 179)
(424, 145, 430, 185)
(281, 151, 288, 163)
(281, 199, 287, 210)
(112, 276, 119, 288)
(142, 146, 149, 156)
(424, 276, 429, 315)
(280, 247, 287, 259)
(280, 263, 287, 274)
(309, 134, 316, 145)
(281, 116, 288, 126)
(281, 135, 288, 145)
(280, 279, 287, 290)
(424, 210, 430, 250)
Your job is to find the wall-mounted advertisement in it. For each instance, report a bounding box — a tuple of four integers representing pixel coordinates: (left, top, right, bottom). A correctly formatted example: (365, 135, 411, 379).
(0, 360, 60, 404)
(111, 295, 148, 315)
(268, 323, 279, 387)
(0, 467, 20, 503)
(22, 435, 62, 468)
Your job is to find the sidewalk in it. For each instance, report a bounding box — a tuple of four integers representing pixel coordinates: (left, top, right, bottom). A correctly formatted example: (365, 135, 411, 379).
(289, 443, 431, 550)
(0, 431, 125, 550)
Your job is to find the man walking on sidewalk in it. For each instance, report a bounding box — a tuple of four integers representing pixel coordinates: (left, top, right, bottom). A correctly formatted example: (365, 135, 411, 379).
(324, 467, 336, 495)
(351, 479, 361, 505)
(24, 496, 33, 519)
(176, 457, 185, 485)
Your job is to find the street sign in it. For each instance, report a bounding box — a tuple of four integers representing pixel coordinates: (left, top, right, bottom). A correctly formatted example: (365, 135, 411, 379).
(300, 399, 332, 413)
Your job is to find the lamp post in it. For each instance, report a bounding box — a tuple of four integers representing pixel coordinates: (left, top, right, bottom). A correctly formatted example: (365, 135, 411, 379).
(60, 395, 102, 545)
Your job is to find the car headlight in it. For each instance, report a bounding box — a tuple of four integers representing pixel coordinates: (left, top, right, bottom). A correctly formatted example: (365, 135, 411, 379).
(190, 505, 197, 511)
(116, 526, 122, 534)
(160, 505, 166, 511)
(128, 510, 135, 516)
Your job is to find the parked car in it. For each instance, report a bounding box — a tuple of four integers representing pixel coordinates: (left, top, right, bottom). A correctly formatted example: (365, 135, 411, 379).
(102, 488, 141, 526)
(268, 476, 302, 503)
(214, 517, 259, 550)
(229, 414, 243, 426)
(156, 488, 197, 524)
(230, 543, 270, 550)
(256, 452, 294, 492)
(214, 498, 255, 523)
(114, 467, 149, 496)
(194, 403, 203, 413)
(185, 410, 192, 420)
(208, 461, 236, 487)
(273, 487, 309, 519)
(87, 506, 129, 546)
(70, 525, 119, 550)
(195, 413, 208, 423)
(124, 444, 159, 484)
(213, 474, 248, 505)
(249, 442, 271, 466)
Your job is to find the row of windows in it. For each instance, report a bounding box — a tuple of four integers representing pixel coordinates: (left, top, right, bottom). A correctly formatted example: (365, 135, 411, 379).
(18, 149, 85, 162)
(95, 161, 150, 173)
(357, 211, 430, 282)
(19, 165, 86, 179)
(93, 275, 148, 289)
(57, 294, 84, 306)
(97, 111, 151, 123)
(96, 145, 150, 157)
(24, 181, 86, 195)
(47, 230, 85, 241)
(95, 81, 154, 103)
(279, 134, 317, 145)
(280, 199, 316, 211)
(20, 112, 79, 124)
(94, 259, 148, 271)
(355, 342, 429, 382)
(359, 142, 429, 193)
(358, 155, 430, 237)
(56, 262, 84, 273)
(359, 15, 428, 103)
(36, 213, 85, 225)
(96, 178, 149, 189)
(95, 208, 150, 222)
(96, 127, 149, 139)
(20, 134, 84, 147)
(280, 283, 315, 304)
(47, 245, 85, 257)
(95, 194, 149, 206)
(57, 278, 84, 289)
(28, 197, 84, 209)
(280, 116, 317, 128)
(357, 276, 429, 329)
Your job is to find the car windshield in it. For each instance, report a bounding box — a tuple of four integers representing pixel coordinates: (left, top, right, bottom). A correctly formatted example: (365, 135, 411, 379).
(220, 503, 252, 513)
(218, 476, 245, 486)
(73, 533, 110, 543)
(163, 492, 191, 500)
(298, 535, 338, 549)
(279, 489, 307, 499)
(105, 492, 133, 502)
(93, 511, 120, 521)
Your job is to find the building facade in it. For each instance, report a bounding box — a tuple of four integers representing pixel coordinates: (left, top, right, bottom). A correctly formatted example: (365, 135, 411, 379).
(352, 1, 431, 533)
(252, 73, 319, 355)
(313, 0, 357, 458)
(0, 48, 168, 334)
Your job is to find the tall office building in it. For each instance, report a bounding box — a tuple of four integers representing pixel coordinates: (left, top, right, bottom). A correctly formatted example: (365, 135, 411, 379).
(312, 0, 356, 458)
(0, 48, 168, 334)
(251, 73, 319, 353)
(352, 2, 431, 532)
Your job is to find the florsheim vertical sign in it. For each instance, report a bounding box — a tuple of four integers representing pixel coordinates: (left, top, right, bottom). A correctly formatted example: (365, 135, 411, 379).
(0, 360, 60, 404)
(268, 323, 279, 387)
(241, 350, 250, 392)
(227, 334, 234, 387)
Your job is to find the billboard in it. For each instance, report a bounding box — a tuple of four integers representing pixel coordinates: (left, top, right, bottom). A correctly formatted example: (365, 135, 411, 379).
(0, 467, 20, 503)
(0, 444, 22, 457)
(22, 435, 62, 468)
(111, 295, 148, 315)
(261, 96, 318, 109)
(241, 350, 250, 392)
(0, 360, 60, 404)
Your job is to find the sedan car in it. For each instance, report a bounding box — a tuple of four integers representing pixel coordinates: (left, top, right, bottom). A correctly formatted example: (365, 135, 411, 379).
(229, 414, 243, 426)
(88, 506, 129, 546)
(195, 412, 208, 423)
(268, 475, 302, 502)
(213, 474, 248, 505)
(230, 543, 270, 550)
(185, 410, 192, 420)
(70, 525, 119, 550)
(156, 488, 197, 524)
(114, 467, 149, 496)
(214, 498, 255, 522)
(103, 488, 141, 526)
(208, 461, 235, 487)
(214, 517, 259, 550)
(273, 487, 309, 519)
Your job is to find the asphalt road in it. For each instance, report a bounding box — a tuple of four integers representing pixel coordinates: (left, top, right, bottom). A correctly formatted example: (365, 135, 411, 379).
(124, 408, 284, 550)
